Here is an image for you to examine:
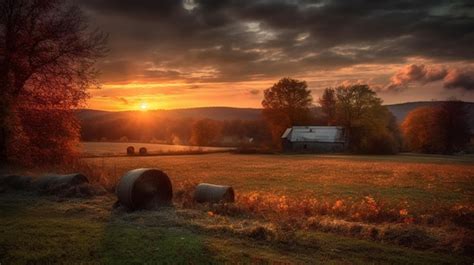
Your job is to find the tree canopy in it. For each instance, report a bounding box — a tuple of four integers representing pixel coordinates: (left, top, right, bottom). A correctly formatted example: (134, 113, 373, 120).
(319, 88, 336, 125)
(0, 0, 107, 165)
(262, 77, 313, 146)
(402, 100, 470, 154)
(334, 84, 400, 154)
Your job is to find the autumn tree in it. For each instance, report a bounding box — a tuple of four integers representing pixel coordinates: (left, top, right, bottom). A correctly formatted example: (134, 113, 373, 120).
(334, 84, 400, 154)
(189, 119, 222, 146)
(402, 101, 470, 154)
(262, 78, 313, 147)
(0, 0, 107, 165)
(319, 88, 336, 125)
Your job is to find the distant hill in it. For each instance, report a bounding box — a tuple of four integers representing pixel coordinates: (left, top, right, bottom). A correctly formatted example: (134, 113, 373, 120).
(76, 107, 262, 122)
(76, 101, 474, 139)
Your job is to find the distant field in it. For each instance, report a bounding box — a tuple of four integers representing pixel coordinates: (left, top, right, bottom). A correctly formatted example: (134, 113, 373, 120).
(1, 153, 473, 264)
(81, 141, 233, 156)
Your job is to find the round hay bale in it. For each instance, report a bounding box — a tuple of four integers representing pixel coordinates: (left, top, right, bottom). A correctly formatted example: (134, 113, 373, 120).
(139, 147, 147, 155)
(116, 168, 173, 210)
(0, 175, 32, 190)
(33, 173, 89, 191)
(194, 183, 235, 203)
(126, 146, 135, 155)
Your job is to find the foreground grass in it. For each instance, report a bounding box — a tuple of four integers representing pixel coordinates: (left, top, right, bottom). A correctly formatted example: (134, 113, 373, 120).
(0, 192, 470, 264)
(0, 193, 213, 264)
(82, 153, 474, 218)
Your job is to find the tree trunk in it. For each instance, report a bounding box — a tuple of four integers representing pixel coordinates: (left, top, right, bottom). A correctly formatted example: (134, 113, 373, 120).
(0, 110, 9, 164)
(0, 95, 14, 164)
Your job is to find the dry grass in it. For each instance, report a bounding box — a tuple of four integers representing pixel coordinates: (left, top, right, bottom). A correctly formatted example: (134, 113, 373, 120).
(78, 153, 474, 254)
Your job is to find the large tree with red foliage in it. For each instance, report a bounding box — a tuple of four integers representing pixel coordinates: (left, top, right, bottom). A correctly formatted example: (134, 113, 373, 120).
(402, 101, 470, 154)
(0, 0, 107, 165)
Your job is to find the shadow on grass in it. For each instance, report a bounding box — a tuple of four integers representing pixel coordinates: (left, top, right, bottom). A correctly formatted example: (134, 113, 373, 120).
(0, 193, 215, 264)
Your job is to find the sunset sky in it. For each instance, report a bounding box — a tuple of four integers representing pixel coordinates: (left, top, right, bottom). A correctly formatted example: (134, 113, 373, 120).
(81, 0, 474, 111)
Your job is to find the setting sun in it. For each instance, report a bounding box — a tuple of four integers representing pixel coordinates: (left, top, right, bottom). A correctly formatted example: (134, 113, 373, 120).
(139, 102, 148, 111)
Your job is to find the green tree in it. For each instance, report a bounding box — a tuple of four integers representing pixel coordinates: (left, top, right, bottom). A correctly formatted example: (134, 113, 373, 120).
(334, 84, 400, 154)
(262, 78, 313, 146)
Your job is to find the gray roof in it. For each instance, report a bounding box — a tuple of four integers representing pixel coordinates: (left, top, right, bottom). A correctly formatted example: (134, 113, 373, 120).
(282, 126, 345, 143)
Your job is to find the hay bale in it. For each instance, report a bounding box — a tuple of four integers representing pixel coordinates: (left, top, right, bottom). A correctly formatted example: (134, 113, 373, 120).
(58, 183, 108, 198)
(139, 147, 147, 155)
(194, 183, 235, 203)
(0, 175, 32, 190)
(126, 146, 135, 155)
(116, 168, 173, 210)
(33, 173, 89, 192)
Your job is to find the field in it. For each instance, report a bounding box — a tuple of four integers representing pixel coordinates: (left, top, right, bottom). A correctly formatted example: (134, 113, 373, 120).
(81, 141, 233, 157)
(1, 153, 473, 264)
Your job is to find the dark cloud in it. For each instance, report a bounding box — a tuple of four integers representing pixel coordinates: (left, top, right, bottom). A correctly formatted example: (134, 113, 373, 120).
(387, 64, 474, 91)
(103, 96, 129, 105)
(81, 0, 474, 84)
(249, 89, 260, 95)
(444, 69, 474, 91)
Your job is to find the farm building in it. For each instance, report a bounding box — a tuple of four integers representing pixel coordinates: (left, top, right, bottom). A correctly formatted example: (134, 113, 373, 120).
(281, 126, 345, 153)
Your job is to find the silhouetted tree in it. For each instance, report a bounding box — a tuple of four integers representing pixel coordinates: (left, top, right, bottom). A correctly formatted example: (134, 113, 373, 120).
(319, 88, 336, 125)
(262, 78, 313, 147)
(439, 100, 471, 153)
(0, 0, 107, 165)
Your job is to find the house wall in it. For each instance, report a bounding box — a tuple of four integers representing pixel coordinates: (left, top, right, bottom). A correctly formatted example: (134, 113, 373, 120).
(283, 141, 345, 153)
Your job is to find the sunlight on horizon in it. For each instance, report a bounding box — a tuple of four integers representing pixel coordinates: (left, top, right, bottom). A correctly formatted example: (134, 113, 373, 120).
(139, 102, 149, 111)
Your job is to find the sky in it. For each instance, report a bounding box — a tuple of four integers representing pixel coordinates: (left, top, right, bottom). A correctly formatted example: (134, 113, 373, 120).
(80, 0, 474, 111)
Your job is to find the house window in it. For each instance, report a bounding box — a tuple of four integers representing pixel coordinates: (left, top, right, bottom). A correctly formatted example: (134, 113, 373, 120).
(303, 144, 307, 149)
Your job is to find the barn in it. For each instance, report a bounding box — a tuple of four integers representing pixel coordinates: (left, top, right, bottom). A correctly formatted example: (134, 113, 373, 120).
(281, 126, 346, 153)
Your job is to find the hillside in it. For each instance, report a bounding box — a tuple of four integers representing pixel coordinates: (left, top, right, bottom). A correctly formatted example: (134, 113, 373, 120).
(76, 107, 262, 122)
(77, 101, 474, 129)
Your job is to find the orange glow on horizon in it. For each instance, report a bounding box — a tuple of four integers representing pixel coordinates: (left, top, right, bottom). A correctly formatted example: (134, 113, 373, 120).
(86, 57, 474, 112)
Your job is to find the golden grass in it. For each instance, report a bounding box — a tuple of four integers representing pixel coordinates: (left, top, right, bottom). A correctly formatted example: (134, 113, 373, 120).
(77, 153, 474, 254)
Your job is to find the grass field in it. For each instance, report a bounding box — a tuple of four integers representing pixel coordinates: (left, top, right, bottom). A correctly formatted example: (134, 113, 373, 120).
(1, 153, 473, 264)
(81, 141, 233, 157)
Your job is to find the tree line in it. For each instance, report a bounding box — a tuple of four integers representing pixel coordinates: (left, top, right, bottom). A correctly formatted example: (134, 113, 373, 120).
(262, 78, 471, 154)
(81, 117, 271, 148)
(82, 78, 471, 156)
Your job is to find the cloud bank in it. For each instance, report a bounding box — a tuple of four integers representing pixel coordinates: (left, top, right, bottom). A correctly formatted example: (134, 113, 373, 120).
(82, 0, 474, 83)
(387, 64, 474, 91)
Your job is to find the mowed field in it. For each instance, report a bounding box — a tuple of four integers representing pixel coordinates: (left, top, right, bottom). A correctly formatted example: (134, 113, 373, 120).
(1, 153, 473, 264)
(81, 141, 233, 157)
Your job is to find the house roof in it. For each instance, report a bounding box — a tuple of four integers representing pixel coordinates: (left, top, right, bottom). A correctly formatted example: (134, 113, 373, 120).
(282, 126, 345, 143)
